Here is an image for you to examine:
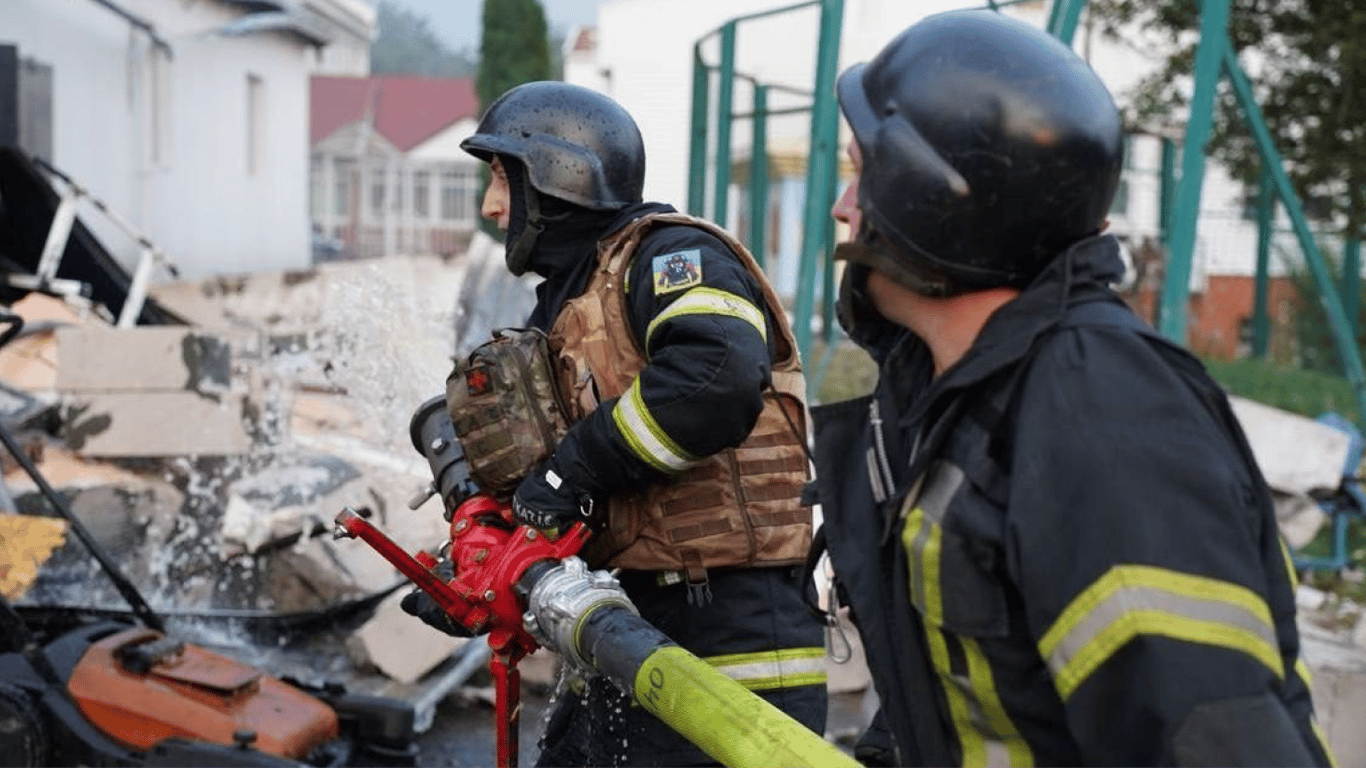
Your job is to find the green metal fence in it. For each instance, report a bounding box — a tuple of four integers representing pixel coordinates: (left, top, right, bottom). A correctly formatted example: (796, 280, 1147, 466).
(688, 0, 1366, 423)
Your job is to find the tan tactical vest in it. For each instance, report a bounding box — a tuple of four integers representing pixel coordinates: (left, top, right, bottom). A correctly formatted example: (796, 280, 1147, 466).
(548, 213, 814, 577)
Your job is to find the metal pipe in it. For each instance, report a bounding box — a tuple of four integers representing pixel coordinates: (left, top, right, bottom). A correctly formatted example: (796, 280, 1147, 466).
(711, 23, 737, 227)
(1222, 42, 1366, 425)
(86, 0, 174, 56)
(748, 84, 769, 267)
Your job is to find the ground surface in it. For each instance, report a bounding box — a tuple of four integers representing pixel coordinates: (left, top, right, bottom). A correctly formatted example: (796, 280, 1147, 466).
(414, 687, 868, 767)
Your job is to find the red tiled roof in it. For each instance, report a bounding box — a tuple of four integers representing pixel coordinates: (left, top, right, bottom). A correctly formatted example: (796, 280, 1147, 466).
(310, 75, 478, 151)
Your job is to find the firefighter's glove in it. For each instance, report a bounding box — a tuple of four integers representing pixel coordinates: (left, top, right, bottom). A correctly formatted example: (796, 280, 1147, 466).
(512, 457, 588, 536)
(399, 558, 471, 637)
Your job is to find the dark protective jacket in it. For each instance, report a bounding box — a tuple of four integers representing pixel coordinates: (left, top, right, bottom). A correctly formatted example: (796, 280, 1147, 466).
(810, 235, 1336, 767)
(527, 201, 827, 768)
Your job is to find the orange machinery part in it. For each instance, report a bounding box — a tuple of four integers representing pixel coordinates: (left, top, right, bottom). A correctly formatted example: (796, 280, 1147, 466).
(65, 627, 340, 759)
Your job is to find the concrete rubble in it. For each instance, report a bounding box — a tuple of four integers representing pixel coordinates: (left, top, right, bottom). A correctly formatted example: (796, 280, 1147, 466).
(1, 229, 1363, 753)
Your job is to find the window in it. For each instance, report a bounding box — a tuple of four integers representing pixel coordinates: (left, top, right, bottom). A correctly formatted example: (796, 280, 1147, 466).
(413, 171, 430, 218)
(246, 73, 264, 175)
(309, 157, 324, 219)
(334, 159, 354, 217)
(371, 180, 385, 214)
(1110, 134, 1134, 216)
(440, 167, 478, 222)
(1110, 179, 1130, 215)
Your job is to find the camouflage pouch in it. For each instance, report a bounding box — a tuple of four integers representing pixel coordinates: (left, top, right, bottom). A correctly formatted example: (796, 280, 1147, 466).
(445, 327, 572, 498)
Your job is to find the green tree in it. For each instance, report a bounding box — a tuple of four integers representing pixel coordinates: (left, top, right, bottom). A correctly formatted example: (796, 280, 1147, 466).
(370, 0, 477, 78)
(1283, 246, 1366, 374)
(1090, 0, 1366, 238)
(477, 0, 553, 106)
(474, 0, 553, 234)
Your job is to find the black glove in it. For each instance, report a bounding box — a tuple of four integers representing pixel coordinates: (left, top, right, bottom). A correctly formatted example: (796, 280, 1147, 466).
(853, 709, 897, 767)
(512, 456, 589, 534)
(400, 589, 472, 637)
(399, 558, 472, 637)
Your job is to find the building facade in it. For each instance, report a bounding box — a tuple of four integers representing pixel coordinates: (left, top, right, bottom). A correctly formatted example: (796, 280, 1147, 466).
(308, 75, 482, 261)
(1, 0, 374, 281)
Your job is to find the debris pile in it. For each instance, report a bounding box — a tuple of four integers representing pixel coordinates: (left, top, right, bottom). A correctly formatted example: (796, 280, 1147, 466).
(0, 234, 544, 727)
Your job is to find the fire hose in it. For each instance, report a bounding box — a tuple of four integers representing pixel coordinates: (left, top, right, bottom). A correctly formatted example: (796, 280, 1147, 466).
(332, 396, 858, 768)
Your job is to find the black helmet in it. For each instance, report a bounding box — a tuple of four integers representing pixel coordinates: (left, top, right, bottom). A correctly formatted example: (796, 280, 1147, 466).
(837, 10, 1123, 293)
(461, 81, 645, 211)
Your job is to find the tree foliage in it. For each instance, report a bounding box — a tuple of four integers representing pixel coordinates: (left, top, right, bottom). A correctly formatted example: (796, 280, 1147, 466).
(1090, 0, 1366, 237)
(370, 0, 477, 78)
(474, 0, 552, 235)
(477, 0, 553, 108)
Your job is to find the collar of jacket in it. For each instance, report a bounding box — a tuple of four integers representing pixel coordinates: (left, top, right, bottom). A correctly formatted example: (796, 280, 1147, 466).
(525, 201, 678, 331)
(897, 234, 1126, 431)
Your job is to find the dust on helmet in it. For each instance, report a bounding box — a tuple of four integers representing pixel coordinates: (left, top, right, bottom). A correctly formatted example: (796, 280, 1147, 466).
(461, 81, 645, 211)
(837, 10, 1124, 294)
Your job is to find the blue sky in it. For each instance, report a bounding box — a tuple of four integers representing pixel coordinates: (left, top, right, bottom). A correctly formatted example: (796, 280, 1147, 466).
(392, 0, 601, 52)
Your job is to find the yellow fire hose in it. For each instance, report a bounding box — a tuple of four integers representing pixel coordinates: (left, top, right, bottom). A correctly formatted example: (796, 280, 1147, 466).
(524, 558, 861, 768)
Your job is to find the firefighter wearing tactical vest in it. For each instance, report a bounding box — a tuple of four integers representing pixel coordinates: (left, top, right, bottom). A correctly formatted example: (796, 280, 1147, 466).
(452, 81, 826, 768)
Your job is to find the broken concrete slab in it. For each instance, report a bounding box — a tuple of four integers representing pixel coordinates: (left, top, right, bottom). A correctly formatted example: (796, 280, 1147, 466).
(1230, 395, 1353, 495)
(58, 392, 252, 457)
(347, 591, 468, 684)
(53, 326, 236, 394)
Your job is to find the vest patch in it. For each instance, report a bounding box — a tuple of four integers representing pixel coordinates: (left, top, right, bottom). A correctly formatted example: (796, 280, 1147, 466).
(653, 249, 702, 294)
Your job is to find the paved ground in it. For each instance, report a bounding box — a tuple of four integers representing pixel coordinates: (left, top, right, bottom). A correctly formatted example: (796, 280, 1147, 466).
(415, 684, 869, 767)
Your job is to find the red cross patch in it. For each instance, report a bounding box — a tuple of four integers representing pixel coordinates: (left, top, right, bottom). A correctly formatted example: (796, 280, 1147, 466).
(465, 367, 492, 396)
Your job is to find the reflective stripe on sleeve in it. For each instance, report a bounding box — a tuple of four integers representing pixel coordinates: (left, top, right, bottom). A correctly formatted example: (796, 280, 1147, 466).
(645, 287, 767, 349)
(704, 647, 828, 691)
(611, 378, 699, 473)
(1038, 564, 1284, 701)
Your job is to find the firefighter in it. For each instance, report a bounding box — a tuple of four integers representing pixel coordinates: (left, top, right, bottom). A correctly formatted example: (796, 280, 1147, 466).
(410, 80, 827, 767)
(808, 10, 1337, 767)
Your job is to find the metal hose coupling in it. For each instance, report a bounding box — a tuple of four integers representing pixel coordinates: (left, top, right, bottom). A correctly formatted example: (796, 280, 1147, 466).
(523, 556, 638, 673)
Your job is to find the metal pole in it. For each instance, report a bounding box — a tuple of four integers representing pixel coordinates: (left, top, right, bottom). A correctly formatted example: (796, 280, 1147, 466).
(1159, 136, 1178, 243)
(794, 0, 843, 370)
(711, 22, 737, 227)
(1047, 0, 1087, 44)
(748, 84, 770, 267)
(117, 247, 155, 328)
(1222, 44, 1366, 425)
(1343, 237, 1360, 332)
(1252, 168, 1273, 358)
(1159, 0, 1229, 343)
(688, 48, 710, 217)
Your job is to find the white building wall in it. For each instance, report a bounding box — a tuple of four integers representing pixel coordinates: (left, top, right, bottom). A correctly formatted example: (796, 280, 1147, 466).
(4, 0, 360, 280)
(307, 0, 376, 75)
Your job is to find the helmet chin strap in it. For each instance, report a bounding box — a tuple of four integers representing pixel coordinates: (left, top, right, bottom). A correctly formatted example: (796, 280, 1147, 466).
(504, 160, 545, 277)
(835, 223, 963, 298)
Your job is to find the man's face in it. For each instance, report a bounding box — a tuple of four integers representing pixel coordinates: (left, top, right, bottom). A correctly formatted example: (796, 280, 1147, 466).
(831, 140, 863, 238)
(481, 157, 511, 231)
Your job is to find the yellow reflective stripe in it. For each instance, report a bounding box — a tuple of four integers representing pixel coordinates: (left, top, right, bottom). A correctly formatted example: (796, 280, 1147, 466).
(1280, 537, 1300, 589)
(645, 287, 767, 349)
(1294, 660, 1338, 766)
(901, 507, 945, 626)
(612, 378, 698, 473)
(705, 647, 828, 691)
(925, 626, 984, 766)
(910, 491, 1031, 767)
(1312, 717, 1339, 768)
(1039, 565, 1284, 701)
(961, 637, 1035, 766)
